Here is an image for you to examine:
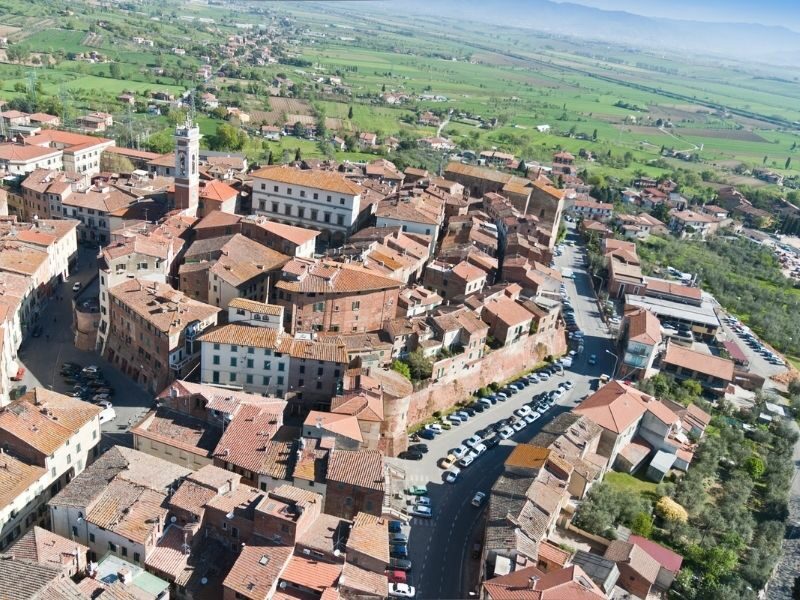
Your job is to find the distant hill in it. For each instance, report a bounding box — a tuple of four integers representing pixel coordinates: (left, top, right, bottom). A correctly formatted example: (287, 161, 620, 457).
(403, 0, 800, 65)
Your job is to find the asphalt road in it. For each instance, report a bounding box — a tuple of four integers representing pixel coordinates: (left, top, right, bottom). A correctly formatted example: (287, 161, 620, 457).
(16, 246, 153, 450)
(390, 228, 615, 599)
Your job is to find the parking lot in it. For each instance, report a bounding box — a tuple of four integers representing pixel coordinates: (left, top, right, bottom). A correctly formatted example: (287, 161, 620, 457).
(717, 313, 788, 391)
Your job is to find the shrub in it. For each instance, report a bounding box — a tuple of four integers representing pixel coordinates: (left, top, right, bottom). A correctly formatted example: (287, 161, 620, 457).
(656, 496, 688, 523)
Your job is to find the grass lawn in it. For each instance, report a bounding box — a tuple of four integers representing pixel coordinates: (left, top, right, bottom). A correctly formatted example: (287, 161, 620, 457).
(604, 471, 659, 501)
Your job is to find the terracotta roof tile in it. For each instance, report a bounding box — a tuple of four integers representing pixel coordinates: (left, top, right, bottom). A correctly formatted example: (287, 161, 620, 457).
(210, 234, 290, 287)
(276, 259, 402, 294)
(505, 444, 550, 470)
(0, 398, 77, 455)
(347, 512, 390, 564)
(339, 562, 388, 597)
(663, 343, 734, 382)
(200, 179, 237, 202)
(228, 297, 284, 315)
(628, 534, 683, 573)
(326, 449, 384, 491)
(605, 540, 660, 584)
(573, 381, 652, 434)
(19, 388, 101, 434)
(251, 165, 362, 195)
(243, 216, 321, 246)
(280, 555, 342, 592)
(626, 308, 661, 346)
(109, 279, 220, 335)
(0, 453, 46, 509)
(10, 527, 87, 573)
(223, 544, 292, 599)
(213, 404, 290, 476)
(304, 411, 362, 442)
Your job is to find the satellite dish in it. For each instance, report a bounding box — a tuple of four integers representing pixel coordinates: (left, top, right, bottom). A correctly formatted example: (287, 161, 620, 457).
(200, 577, 208, 585)
(334, 549, 341, 557)
(279, 582, 287, 589)
(170, 516, 177, 523)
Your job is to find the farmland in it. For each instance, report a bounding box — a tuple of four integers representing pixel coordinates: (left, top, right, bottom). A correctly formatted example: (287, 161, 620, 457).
(0, 0, 796, 186)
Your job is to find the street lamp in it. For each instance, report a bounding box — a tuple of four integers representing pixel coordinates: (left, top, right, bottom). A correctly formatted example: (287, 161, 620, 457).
(605, 349, 619, 378)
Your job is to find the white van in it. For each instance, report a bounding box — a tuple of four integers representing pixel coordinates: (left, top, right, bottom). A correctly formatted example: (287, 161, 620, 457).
(99, 407, 116, 425)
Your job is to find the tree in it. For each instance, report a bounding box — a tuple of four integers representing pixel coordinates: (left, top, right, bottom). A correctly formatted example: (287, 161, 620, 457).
(681, 379, 703, 399)
(391, 360, 411, 381)
(211, 123, 247, 151)
(631, 512, 653, 538)
(146, 129, 175, 154)
(267, 151, 275, 165)
(292, 121, 306, 138)
(592, 128, 598, 141)
(109, 62, 121, 79)
(405, 349, 433, 381)
(745, 454, 765, 480)
(294, 147, 302, 162)
(347, 105, 353, 120)
(763, 155, 768, 165)
(787, 157, 792, 170)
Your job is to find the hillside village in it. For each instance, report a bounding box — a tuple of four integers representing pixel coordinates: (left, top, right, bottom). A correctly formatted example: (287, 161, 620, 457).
(0, 2, 797, 600)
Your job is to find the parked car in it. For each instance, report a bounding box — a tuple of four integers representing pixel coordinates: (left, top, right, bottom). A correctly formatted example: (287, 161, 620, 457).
(410, 506, 432, 518)
(451, 445, 471, 460)
(408, 443, 428, 454)
(524, 413, 540, 424)
(390, 533, 408, 544)
(389, 558, 412, 571)
(386, 570, 407, 584)
(398, 450, 423, 461)
(389, 583, 416, 598)
(414, 496, 431, 507)
(405, 485, 428, 496)
(390, 544, 408, 558)
(458, 453, 477, 468)
(425, 423, 443, 435)
(388, 521, 403, 533)
(471, 492, 486, 507)
(514, 406, 532, 418)
(465, 434, 483, 448)
(72, 282, 82, 292)
(588, 354, 597, 365)
(443, 468, 460, 483)
(512, 419, 526, 432)
(439, 454, 457, 470)
(418, 429, 436, 441)
(499, 426, 514, 439)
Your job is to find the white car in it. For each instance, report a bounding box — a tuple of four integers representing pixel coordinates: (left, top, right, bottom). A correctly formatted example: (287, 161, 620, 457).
(471, 492, 486, 507)
(539, 373, 550, 381)
(524, 413, 540, 424)
(536, 405, 549, 415)
(98, 407, 116, 425)
(411, 506, 432, 518)
(514, 406, 532, 418)
(563, 380, 574, 390)
(444, 468, 460, 483)
(458, 453, 477, 468)
(465, 434, 483, 448)
(415, 496, 431, 506)
(389, 583, 416, 598)
(425, 423, 443, 434)
(512, 419, 526, 432)
(72, 282, 82, 292)
(451, 445, 471, 460)
(499, 426, 514, 439)
(472, 443, 487, 456)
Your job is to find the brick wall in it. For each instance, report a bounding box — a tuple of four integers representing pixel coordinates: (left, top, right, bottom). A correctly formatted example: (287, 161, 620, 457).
(381, 327, 567, 455)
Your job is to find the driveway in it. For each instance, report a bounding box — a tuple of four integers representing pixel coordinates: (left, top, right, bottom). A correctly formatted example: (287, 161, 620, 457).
(393, 228, 615, 599)
(15, 247, 154, 450)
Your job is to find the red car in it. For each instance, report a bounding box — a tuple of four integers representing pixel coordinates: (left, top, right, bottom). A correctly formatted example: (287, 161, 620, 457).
(386, 570, 407, 584)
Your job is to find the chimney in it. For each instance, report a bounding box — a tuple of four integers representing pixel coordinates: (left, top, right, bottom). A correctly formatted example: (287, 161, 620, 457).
(528, 576, 540, 590)
(117, 568, 133, 586)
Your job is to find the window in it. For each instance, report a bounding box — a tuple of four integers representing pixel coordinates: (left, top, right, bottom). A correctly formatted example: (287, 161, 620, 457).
(298, 207, 305, 219)
(327, 195, 332, 202)
(264, 360, 272, 369)
(340, 198, 345, 205)
(213, 343, 220, 350)
(316, 381, 322, 389)
(72, 526, 78, 537)
(313, 302, 324, 312)
(313, 192, 318, 200)
(231, 345, 238, 352)
(273, 185, 279, 192)
(287, 188, 292, 195)
(298, 379, 304, 387)
(213, 355, 220, 365)
(230, 357, 237, 367)
(300, 190, 306, 198)
(122, 546, 128, 557)
(247, 346, 255, 354)
(246, 374, 253, 384)
(232, 526, 239, 538)
(311, 209, 318, 221)
(271, 202, 279, 212)
(352, 301, 360, 310)
(109, 542, 117, 552)
(134, 552, 140, 563)
(230, 372, 237, 382)
(89, 533, 95, 543)
(324, 212, 331, 223)
(262, 375, 271, 385)
(277, 376, 284, 385)
(278, 363, 285, 372)
(317, 367, 323, 376)
(284, 205, 291, 216)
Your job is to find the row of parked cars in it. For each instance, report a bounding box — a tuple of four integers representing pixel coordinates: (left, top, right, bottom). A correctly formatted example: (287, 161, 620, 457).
(435, 378, 575, 483)
(385, 520, 416, 597)
(724, 316, 786, 367)
(61, 363, 116, 423)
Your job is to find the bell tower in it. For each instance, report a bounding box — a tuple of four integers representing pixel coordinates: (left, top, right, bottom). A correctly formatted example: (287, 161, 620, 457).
(174, 118, 201, 215)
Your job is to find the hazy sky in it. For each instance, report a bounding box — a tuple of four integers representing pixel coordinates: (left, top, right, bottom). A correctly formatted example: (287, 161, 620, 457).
(561, 0, 800, 31)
